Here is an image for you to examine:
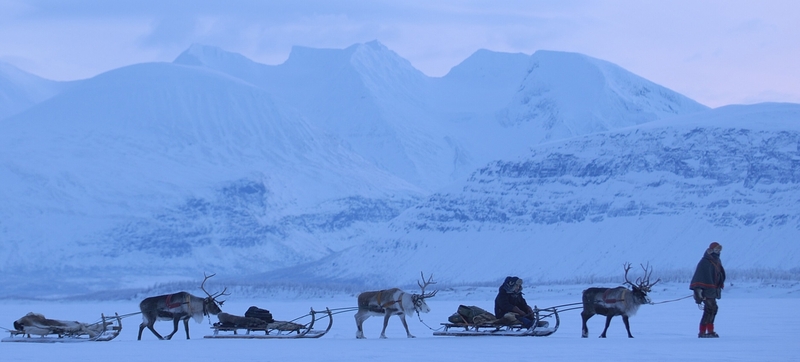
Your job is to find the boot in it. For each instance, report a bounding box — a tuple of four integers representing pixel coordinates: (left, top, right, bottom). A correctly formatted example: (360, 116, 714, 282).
(699, 324, 719, 338)
(706, 324, 719, 338)
(697, 324, 707, 338)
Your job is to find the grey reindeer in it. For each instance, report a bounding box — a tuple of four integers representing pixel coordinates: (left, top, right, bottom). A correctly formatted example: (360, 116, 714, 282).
(355, 272, 438, 339)
(581, 263, 660, 338)
(137, 273, 229, 340)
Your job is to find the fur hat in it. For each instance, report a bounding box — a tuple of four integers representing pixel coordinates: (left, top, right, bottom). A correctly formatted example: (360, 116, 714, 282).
(708, 242, 722, 253)
(503, 276, 521, 292)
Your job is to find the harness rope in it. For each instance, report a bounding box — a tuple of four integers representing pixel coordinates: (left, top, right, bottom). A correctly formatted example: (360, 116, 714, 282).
(416, 312, 444, 331)
(649, 294, 694, 305)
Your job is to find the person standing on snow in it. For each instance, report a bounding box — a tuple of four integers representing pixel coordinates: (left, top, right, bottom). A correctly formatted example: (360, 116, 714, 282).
(494, 276, 535, 329)
(690, 241, 726, 338)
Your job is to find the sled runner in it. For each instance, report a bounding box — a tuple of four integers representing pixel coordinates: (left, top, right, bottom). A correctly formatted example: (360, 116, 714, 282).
(433, 305, 560, 337)
(204, 307, 333, 339)
(3, 312, 123, 343)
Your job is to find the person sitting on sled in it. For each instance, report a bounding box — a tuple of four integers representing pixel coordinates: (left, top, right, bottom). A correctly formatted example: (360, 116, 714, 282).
(494, 276, 535, 328)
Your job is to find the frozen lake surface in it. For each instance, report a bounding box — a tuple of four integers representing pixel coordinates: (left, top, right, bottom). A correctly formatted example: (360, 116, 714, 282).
(1, 282, 798, 361)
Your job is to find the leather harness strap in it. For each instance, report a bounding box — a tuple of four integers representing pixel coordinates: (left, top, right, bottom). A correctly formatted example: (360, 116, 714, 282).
(165, 293, 192, 311)
(601, 289, 628, 305)
(165, 294, 182, 309)
(376, 290, 401, 308)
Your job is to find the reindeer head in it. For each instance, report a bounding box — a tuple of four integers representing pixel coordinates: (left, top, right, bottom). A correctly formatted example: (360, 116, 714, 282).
(622, 262, 661, 303)
(200, 272, 230, 316)
(411, 272, 438, 313)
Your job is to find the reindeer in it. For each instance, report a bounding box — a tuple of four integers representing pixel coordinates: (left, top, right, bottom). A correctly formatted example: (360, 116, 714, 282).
(137, 273, 229, 340)
(355, 272, 438, 339)
(581, 263, 660, 338)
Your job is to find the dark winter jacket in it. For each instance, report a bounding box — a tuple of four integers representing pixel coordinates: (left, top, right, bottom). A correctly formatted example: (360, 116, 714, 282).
(494, 277, 531, 317)
(690, 251, 726, 299)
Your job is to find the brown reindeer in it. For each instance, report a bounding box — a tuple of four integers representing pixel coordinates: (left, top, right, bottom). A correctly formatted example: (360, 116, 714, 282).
(355, 272, 438, 339)
(581, 263, 660, 338)
(137, 273, 229, 340)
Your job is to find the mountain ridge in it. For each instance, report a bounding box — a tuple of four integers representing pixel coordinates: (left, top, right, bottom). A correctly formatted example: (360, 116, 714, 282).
(283, 103, 800, 287)
(2, 42, 789, 298)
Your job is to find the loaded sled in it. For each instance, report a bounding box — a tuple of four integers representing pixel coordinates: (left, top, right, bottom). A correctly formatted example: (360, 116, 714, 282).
(205, 306, 333, 339)
(3, 312, 123, 343)
(433, 305, 560, 337)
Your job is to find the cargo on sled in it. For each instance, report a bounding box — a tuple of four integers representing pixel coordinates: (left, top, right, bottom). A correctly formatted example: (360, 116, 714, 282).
(3, 312, 123, 343)
(204, 306, 333, 339)
(433, 304, 560, 337)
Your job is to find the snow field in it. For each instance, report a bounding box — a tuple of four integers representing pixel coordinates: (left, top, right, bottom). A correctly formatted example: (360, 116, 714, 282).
(1, 282, 798, 361)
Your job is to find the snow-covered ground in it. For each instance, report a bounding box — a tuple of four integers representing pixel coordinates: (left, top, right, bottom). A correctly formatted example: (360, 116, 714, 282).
(2, 282, 798, 361)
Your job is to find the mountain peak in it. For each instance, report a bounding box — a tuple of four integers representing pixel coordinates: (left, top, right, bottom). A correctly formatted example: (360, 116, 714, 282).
(283, 41, 420, 75)
(174, 43, 257, 68)
(498, 49, 709, 141)
(443, 49, 530, 80)
(172, 43, 268, 84)
(0, 61, 63, 119)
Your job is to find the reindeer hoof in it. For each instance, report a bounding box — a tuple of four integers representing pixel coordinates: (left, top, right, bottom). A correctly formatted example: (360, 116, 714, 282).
(380, 335, 388, 339)
(407, 335, 416, 338)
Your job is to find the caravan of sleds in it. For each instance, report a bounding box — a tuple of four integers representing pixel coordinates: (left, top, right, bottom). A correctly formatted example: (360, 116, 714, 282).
(3, 264, 662, 343)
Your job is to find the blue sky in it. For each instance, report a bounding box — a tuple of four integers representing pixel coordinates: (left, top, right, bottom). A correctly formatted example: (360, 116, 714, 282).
(1, 0, 798, 108)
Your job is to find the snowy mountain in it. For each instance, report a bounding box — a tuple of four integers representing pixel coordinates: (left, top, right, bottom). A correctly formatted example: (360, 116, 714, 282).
(2, 41, 779, 298)
(432, 49, 531, 114)
(0, 61, 66, 119)
(287, 103, 800, 288)
(175, 43, 708, 190)
(175, 42, 460, 190)
(498, 50, 709, 142)
(0, 60, 421, 295)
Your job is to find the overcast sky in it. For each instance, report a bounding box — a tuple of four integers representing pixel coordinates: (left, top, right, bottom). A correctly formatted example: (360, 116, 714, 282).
(1, 0, 798, 108)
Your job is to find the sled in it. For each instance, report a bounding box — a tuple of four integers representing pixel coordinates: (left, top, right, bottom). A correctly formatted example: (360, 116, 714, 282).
(204, 308, 333, 339)
(3, 313, 123, 343)
(433, 306, 560, 337)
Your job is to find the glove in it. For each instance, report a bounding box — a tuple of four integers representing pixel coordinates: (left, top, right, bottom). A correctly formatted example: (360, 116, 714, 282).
(693, 288, 704, 304)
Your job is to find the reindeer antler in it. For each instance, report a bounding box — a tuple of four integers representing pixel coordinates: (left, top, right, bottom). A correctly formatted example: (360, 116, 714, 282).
(201, 272, 230, 304)
(622, 262, 635, 287)
(623, 263, 661, 292)
(418, 272, 438, 299)
(636, 263, 661, 293)
(201, 272, 216, 297)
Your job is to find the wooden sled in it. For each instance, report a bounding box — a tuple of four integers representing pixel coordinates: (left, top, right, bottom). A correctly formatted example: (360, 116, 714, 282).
(204, 308, 333, 339)
(433, 306, 560, 337)
(3, 313, 122, 343)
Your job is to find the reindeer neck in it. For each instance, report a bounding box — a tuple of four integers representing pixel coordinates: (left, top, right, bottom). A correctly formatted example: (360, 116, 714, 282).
(410, 293, 425, 312)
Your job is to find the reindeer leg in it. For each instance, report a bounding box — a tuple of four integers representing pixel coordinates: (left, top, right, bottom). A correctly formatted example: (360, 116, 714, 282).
(354, 311, 367, 339)
(142, 322, 165, 340)
(165, 317, 180, 340)
(622, 315, 633, 338)
(399, 314, 415, 338)
(580, 312, 592, 338)
(138, 323, 155, 340)
(600, 315, 613, 338)
(380, 313, 391, 339)
(183, 318, 191, 339)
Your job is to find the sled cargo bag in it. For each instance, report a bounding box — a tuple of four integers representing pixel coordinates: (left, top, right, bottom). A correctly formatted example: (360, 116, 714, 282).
(450, 305, 496, 324)
(245, 306, 274, 323)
